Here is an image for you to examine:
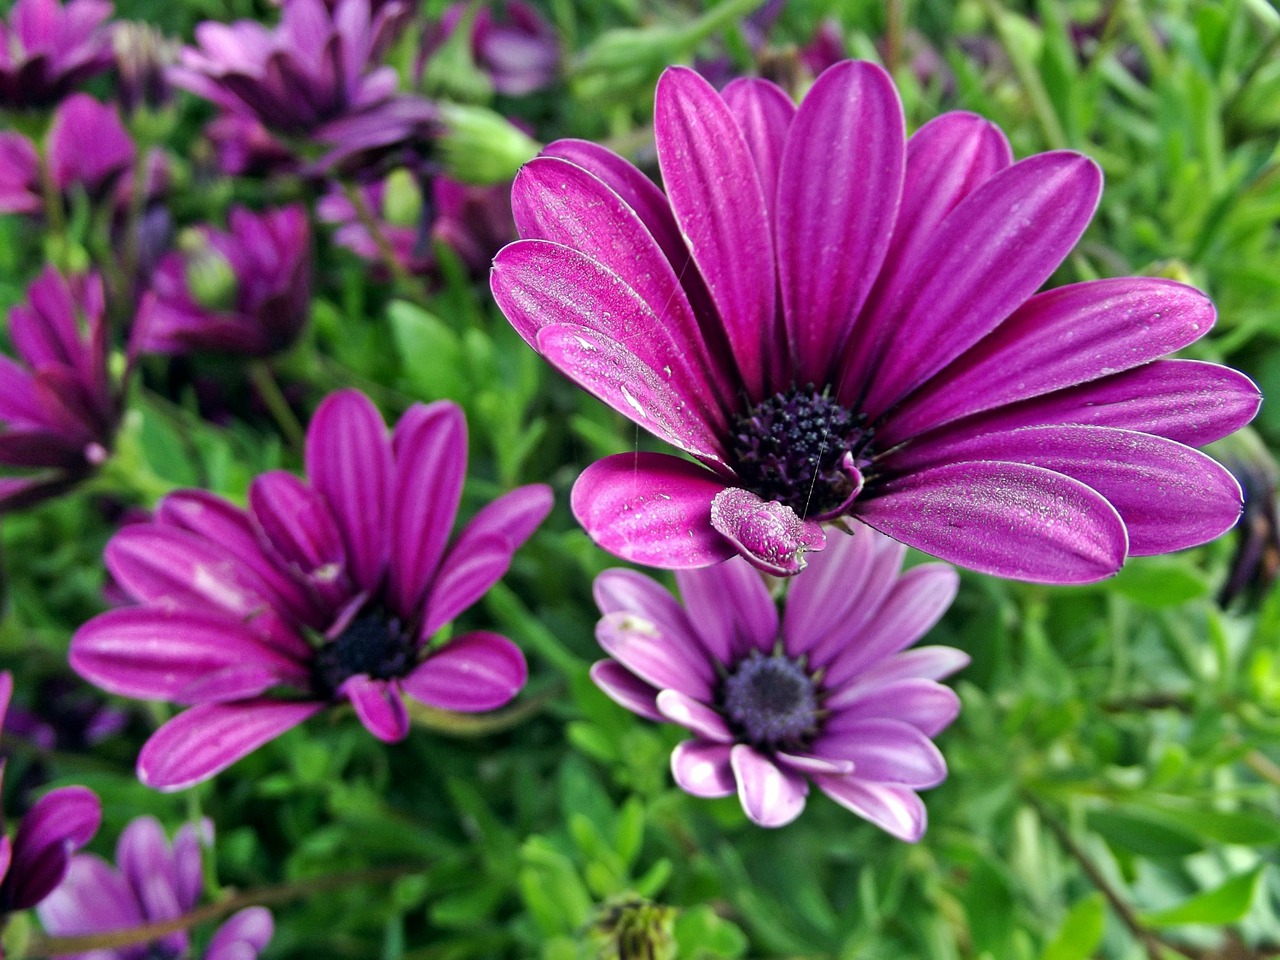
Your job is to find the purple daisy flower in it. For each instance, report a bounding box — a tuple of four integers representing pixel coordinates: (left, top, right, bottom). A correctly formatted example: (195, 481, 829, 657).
(169, 0, 435, 170)
(491, 61, 1260, 583)
(0, 0, 114, 109)
(0, 267, 123, 511)
(0, 94, 135, 216)
(37, 816, 273, 960)
(591, 525, 965, 835)
(70, 389, 553, 791)
(135, 205, 312, 357)
(0, 672, 103, 917)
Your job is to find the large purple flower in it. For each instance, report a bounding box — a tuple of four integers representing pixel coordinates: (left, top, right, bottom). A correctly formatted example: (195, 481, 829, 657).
(0, 267, 123, 511)
(71, 389, 552, 791)
(0, 94, 135, 216)
(591, 525, 964, 835)
(169, 0, 435, 169)
(135, 205, 311, 357)
(491, 61, 1260, 583)
(37, 816, 273, 960)
(0, 672, 103, 917)
(0, 0, 113, 108)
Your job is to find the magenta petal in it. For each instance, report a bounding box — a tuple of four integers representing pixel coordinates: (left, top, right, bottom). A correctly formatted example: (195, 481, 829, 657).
(537, 322, 726, 461)
(341, 676, 409, 742)
(774, 752, 855, 776)
(388, 401, 466, 617)
(655, 66, 775, 398)
(709, 486, 826, 576)
(721, 76, 795, 231)
(655, 689, 732, 742)
(815, 718, 947, 788)
(206, 907, 274, 960)
(939, 359, 1261, 449)
(571, 453, 735, 570)
(305, 389, 393, 593)
(819, 562, 958, 684)
(248, 470, 349, 607)
(508, 161, 732, 420)
(401, 631, 526, 713)
(783, 525, 905, 658)
(815, 777, 927, 842)
(674, 556, 777, 663)
(670, 740, 736, 798)
(730, 744, 808, 827)
(138, 700, 323, 792)
(859, 461, 1128, 584)
(419, 486, 550, 637)
(884, 278, 1219, 443)
(596, 611, 714, 700)
(0, 670, 10, 730)
(855, 152, 1102, 417)
(5, 785, 100, 909)
(894, 425, 1243, 555)
(117, 816, 185, 929)
(592, 569, 705, 660)
(70, 608, 305, 702)
(34, 856, 142, 936)
(588, 660, 662, 722)
(827, 678, 961, 737)
(776, 61, 904, 385)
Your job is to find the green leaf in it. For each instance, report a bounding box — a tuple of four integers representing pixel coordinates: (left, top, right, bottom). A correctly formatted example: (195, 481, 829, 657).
(1040, 893, 1105, 960)
(387, 299, 466, 403)
(1086, 808, 1203, 857)
(1140, 866, 1266, 928)
(1110, 557, 1211, 607)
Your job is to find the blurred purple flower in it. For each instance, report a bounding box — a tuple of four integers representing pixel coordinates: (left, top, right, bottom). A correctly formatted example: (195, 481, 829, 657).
(491, 61, 1259, 582)
(37, 816, 273, 960)
(113, 22, 180, 114)
(0, 267, 124, 511)
(0, 94, 134, 216)
(170, 0, 436, 170)
(317, 172, 514, 277)
(424, 1, 560, 96)
(205, 112, 297, 178)
(135, 205, 311, 358)
(71, 389, 553, 790)
(0, 672, 103, 915)
(0, 0, 114, 108)
(592, 526, 964, 835)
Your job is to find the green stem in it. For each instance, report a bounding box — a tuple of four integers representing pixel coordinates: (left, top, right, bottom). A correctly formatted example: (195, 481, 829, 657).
(247, 360, 306, 452)
(407, 684, 560, 736)
(341, 182, 432, 305)
(24, 866, 422, 958)
(978, 0, 1070, 150)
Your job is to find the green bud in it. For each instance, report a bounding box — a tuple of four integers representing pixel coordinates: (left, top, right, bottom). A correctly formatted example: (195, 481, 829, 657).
(438, 104, 541, 185)
(587, 896, 677, 960)
(381, 168, 425, 227)
(180, 229, 238, 312)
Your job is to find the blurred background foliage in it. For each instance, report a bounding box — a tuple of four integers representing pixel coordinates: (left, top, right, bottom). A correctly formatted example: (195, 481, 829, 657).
(1, 0, 1279, 958)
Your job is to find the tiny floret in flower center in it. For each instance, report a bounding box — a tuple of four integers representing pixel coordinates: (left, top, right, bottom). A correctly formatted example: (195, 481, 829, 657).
(721, 650, 819, 747)
(730, 385, 870, 517)
(312, 613, 414, 697)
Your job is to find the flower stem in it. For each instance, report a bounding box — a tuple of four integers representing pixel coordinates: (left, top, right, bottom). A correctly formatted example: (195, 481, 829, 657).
(407, 684, 560, 736)
(340, 181, 432, 305)
(247, 360, 306, 452)
(23, 865, 422, 957)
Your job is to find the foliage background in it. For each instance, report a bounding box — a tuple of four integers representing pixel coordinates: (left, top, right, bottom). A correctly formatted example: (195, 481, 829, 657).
(2, 0, 1280, 958)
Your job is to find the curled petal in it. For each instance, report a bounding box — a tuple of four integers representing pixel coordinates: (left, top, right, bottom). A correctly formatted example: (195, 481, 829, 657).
(709, 486, 826, 577)
(671, 740, 736, 798)
(401, 631, 527, 713)
(341, 675, 410, 743)
(730, 744, 808, 828)
(815, 777, 927, 842)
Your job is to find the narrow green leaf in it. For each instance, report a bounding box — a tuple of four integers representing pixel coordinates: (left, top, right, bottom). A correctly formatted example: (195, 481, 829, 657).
(1140, 867, 1266, 928)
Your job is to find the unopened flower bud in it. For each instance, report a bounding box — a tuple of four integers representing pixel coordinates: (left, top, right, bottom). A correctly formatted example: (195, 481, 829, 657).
(438, 103, 539, 184)
(587, 897, 677, 960)
(113, 22, 178, 114)
(381, 167, 425, 227)
(180, 229, 238, 312)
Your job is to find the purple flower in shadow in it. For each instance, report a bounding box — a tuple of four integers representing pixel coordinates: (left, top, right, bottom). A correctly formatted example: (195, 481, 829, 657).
(135, 205, 311, 358)
(317, 173, 514, 278)
(0, 267, 124, 512)
(71, 389, 553, 791)
(0, 0, 114, 108)
(491, 61, 1260, 582)
(0, 94, 135, 216)
(423, 1, 560, 96)
(0, 672, 103, 916)
(591, 526, 965, 835)
(169, 0, 435, 171)
(37, 816, 272, 960)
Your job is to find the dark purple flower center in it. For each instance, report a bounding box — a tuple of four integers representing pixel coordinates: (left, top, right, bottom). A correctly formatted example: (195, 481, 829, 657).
(730, 385, 871, 517)
(312, 612, 415, 698)
(721, 651, 819, 748)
